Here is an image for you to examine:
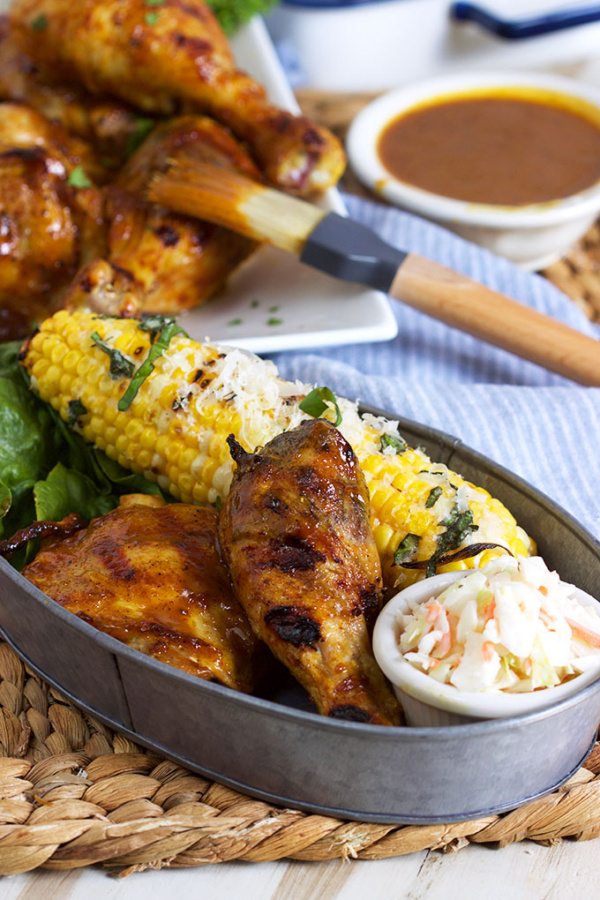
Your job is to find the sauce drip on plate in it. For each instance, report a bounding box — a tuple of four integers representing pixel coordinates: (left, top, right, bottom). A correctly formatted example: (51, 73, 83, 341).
(377, 93, 600, 206)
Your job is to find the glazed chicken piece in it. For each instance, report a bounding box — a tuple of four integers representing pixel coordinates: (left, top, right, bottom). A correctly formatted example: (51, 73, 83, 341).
(1, 105, 259, 322)
(219, 418, 402, 725)
(24, 496, 264, 692)
(10, 0, 345, 195)
(104, 115, 259, 313)
(0, 15, 153, 169)
(0, 101, 104, 337)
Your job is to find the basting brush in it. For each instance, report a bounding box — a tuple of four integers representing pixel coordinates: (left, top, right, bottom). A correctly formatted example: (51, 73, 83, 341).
(149, 160, 600, 386)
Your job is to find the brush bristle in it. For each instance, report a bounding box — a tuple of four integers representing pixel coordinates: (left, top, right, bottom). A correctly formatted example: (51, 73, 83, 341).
(148, 160, 325, 254)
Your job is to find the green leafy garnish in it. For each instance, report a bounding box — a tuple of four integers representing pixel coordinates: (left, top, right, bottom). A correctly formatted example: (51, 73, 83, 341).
(206, 0, 279, 34)
(145, 10, 160, 24)
(269, 305, 280, 313)
(34, 463, 115, 523)
(118, 319, 187, 412)
(139, 314, 174, 340)
(227, 318, 243, 326)
(250, 299, 260, 309)
(31, 14, 48, 31)
(91, 332, 135, 379)
(126, 116, 156, 157)
(425, 486, 443, 509)
(67, 399, 88, 428)
(215, 496, 223, 512)
(267, 317, 283, 327)
(67, 166, 93, 189)
(426, 505, 479, 577)
(393, 533, 420, 565)
(299, 386, 342, 427)
(380, 432, 407, 454)
(146, 0, 165, 5)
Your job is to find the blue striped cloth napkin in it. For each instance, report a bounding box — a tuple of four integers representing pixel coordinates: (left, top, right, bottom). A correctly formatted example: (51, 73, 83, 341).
(271, 195, 600, 541)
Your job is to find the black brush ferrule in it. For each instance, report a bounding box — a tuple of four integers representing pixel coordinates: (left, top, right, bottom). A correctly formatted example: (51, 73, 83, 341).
(300, 212, 407, 292)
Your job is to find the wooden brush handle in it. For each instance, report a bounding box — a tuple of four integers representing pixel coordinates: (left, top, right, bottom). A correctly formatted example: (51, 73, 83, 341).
(392, 254, 600, 386)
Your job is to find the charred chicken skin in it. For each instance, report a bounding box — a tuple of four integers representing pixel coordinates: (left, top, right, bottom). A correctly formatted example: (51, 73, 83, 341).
(10, 0, 345, 195)
(24, 496, 264, 692)
(219, 418, 402, 725)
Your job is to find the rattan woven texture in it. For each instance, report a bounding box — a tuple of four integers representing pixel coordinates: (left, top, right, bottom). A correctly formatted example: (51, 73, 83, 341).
(0, 640, 599, 876)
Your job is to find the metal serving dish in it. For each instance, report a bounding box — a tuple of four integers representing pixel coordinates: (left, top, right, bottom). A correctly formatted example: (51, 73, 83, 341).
(1, 409, 599, 824)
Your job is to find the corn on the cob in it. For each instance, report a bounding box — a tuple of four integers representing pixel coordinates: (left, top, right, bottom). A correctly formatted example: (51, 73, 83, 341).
(23, 309, 534, 590)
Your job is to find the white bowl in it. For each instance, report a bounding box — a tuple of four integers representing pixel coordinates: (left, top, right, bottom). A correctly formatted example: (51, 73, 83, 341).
(372, 570, 600, 727)
(347, 71, 600, 269)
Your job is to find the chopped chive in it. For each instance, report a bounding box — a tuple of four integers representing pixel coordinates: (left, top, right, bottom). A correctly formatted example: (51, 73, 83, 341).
(31, 14, 48, 31)
(91, 333, 135, 379)
(267, 317, 283, 326)
(227, 318, 243, 326)
(380, 433, 407, 454)
(299, 386, 342, 427)
(67, 166, 92, 189)
(425, 485, 443, 509)
(119, 320, 187, 411)
(145, 10, 160, 24)
(393, 533, 420, 565)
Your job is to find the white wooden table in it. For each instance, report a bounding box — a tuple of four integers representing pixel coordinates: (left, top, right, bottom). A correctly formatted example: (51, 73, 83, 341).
(3, 838, 598, 898)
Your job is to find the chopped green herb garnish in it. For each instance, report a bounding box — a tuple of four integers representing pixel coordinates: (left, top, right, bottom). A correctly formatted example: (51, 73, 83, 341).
(227, 318, 243, 326)
(145, 10, 160, 24)
(250, 299, 260, 309)
(269, 305, 280, 313)
(299, 386, 342, 427)
(426, 505, 478, 577)
(215, 496, 223, 512)
(126, 116, 155, 157)
(380, 433, 407, 454)
(119, 320, 187, 412)
(146, 0, 166, 5)
(393, 533, 420, 565)
(425, 486, 443, 509)
(139, 314, 175, 341)
(31, 14, 48, 31)
(91, 333, 135, 379)
(267, 317, 283, 326)
(67, 399, 88, 428)
(67, 166, 92, 189)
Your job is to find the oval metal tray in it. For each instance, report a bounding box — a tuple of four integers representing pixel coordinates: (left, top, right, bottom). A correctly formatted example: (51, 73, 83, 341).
(1, 408, 599, 825)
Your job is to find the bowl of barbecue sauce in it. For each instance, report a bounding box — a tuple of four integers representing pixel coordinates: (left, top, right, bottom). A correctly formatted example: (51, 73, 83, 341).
(347, 73, 600, 268)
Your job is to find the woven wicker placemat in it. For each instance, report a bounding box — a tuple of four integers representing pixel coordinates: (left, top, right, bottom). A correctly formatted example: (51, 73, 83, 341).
(0, 640, 599, 876)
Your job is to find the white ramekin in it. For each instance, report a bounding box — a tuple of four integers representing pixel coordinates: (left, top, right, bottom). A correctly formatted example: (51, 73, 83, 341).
(347, 71, 600, 269)
(372, 570, 600, 727)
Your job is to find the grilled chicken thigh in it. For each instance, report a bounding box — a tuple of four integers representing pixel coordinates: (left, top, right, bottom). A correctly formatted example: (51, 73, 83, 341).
(219, 419, 402, 725)
(10, 0, 345, 195)
(24, 497, 264, 692)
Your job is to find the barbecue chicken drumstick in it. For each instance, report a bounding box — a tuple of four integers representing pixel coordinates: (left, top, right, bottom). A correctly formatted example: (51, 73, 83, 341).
(0, 101, 104, 337)
(219, 418, 402, 725)
(24, 496, 264, 692)
(104, 114, 259, 313)
(0, 14, 144, 169)
(10, 0, 345, 195)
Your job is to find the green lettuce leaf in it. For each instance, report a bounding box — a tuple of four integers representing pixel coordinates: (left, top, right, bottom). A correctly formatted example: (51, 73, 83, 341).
(33, 463, 116, 523)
